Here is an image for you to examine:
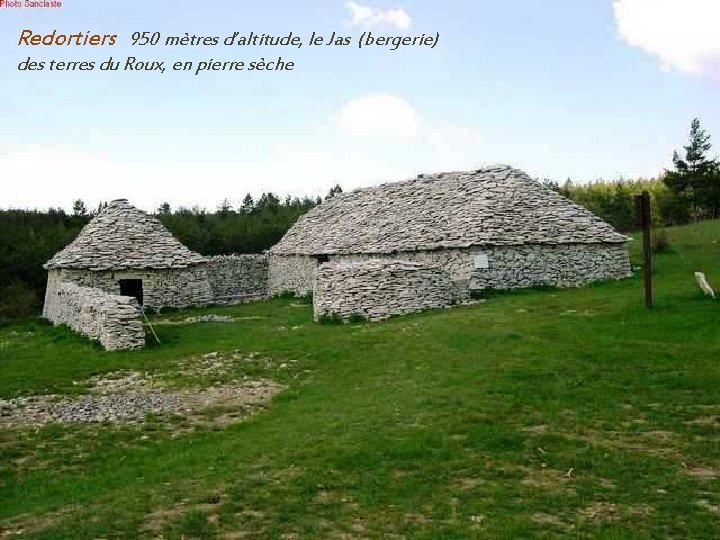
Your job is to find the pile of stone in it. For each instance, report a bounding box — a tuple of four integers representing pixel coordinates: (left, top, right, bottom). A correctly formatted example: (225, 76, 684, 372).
(0, 378, 283, 426)
(314, 259, 456, 322)
(0, 393, 182, 424)
(43, 282, 145, 350)
(184, 314, 237, 323)
(206, 254, 269, 304)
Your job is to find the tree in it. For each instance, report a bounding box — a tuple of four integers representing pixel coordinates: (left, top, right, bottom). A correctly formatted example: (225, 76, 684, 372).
(217, 198, 234, 217)
(538, 178, 559, 192)
(72, 199, 87, 216)
(240, 193, 255, 215)
(157, 202, 171, 215)
(664, 118, 720, 219)
(325, 183, 343, 200)
(92, 201, 108, 216)
(559, 178, 573, 198)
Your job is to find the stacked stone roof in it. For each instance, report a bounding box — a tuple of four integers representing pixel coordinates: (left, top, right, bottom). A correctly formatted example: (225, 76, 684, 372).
(45, 199, 207, 270)
(270, 165, 628, 256)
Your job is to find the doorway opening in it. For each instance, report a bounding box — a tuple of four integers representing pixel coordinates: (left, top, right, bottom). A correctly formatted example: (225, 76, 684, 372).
(119, 279, 144, 306)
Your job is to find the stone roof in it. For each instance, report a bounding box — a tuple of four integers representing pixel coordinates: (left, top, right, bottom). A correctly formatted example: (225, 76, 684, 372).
(45, 199, 207, 270)
(269, 165, 628, 256)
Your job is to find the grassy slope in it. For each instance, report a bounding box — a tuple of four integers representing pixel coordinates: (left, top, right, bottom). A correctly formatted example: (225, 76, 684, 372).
(1, 221, 719, 538)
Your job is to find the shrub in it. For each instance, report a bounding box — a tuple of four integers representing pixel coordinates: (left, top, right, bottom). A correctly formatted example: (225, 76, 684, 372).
(0, 280, 39, 324)
(348, 312, 367, 323)
(318, 312, 344, 325)
(652, 228, 671, 253)
(469, 289, 484, 300)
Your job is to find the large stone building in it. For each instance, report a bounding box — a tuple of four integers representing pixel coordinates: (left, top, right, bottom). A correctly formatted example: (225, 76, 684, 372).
(268, 165, 632, 305)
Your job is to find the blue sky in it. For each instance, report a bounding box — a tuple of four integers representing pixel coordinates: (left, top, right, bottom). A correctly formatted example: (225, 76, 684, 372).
(1, 0, 719, 211)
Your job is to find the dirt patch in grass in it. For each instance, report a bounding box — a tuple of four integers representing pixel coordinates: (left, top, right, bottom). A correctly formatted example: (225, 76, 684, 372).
(530, 512, 572, 530)
(520, 424, 549, 434)
(685, 415, 720, 427)
(519, 466, 576, 494)
(684, 466, 718, 480)
(579, 502, 620, 522)
(697, 500, 720, 515)
(141, 500, 224, 536)
(568, 429, 684, 459)
(578, 502, 654, 523)
(452, 477, 483, 491)
(0, 505, 79, 538)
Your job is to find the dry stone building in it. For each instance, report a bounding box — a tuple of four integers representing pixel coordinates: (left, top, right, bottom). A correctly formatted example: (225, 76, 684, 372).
(43, 199, 268, 348)
(44, 199, 214, 312)
(269, 165, 631, 320)
(42, 165, 633, 341)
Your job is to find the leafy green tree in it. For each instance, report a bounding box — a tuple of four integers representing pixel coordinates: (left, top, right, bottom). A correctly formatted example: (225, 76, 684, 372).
(72, 199, 87, 216)
(326, 184, 343, 199)
(664, 118, 720, 219)
(157, 202, 171, 215)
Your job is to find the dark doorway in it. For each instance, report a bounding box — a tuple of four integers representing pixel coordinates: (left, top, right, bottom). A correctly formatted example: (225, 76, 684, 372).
(119, 279, 143, 306)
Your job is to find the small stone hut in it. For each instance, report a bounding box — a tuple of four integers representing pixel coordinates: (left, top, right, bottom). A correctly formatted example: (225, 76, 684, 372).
(42, 199, 270, 349)
(43, 199, 214, 313)
(268, 165, 632, 301)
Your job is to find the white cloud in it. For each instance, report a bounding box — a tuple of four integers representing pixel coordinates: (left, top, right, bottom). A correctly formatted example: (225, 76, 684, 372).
(334, 93, 481, 149)
(345, 1, 412, 31)
(0, 143, 409, 212)
(1, 97, 483, 212)
(613, 0, 720, 76)
(334, 93, 422, 141)
(332, 93, 484, 172)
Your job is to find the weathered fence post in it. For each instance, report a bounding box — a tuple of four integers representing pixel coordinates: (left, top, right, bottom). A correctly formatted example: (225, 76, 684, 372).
(634, 190, 653, 308)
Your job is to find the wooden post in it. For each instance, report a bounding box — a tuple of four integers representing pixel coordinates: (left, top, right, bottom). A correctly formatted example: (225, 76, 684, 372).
(634, 191, 653, 308)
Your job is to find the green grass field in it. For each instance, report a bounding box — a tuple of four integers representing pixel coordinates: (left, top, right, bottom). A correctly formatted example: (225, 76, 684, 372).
(1, 221, 719, 539)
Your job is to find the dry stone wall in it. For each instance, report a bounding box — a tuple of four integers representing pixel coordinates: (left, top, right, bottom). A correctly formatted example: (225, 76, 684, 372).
(464, 243, 631, 290)
(313, 260, 456, 322)
(206, 255, 268, 304)
(43, 282, 145, 350)
(271, 242, 631, 301)
(45, 267, 213, 311)
(268, 254, 318, 296)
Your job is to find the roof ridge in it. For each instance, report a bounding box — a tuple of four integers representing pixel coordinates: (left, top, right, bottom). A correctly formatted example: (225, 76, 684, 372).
(45, 200, 207, 270)
(270, 166, 627, 255)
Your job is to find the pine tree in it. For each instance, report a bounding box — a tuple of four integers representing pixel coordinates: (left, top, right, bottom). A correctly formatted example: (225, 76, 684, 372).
(664, 118, 720, 219)
(217, 198, 233, 217)
(325, 183, 343, 199)
(240, 193, 255, 215)
(72, 199, 87, 216)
